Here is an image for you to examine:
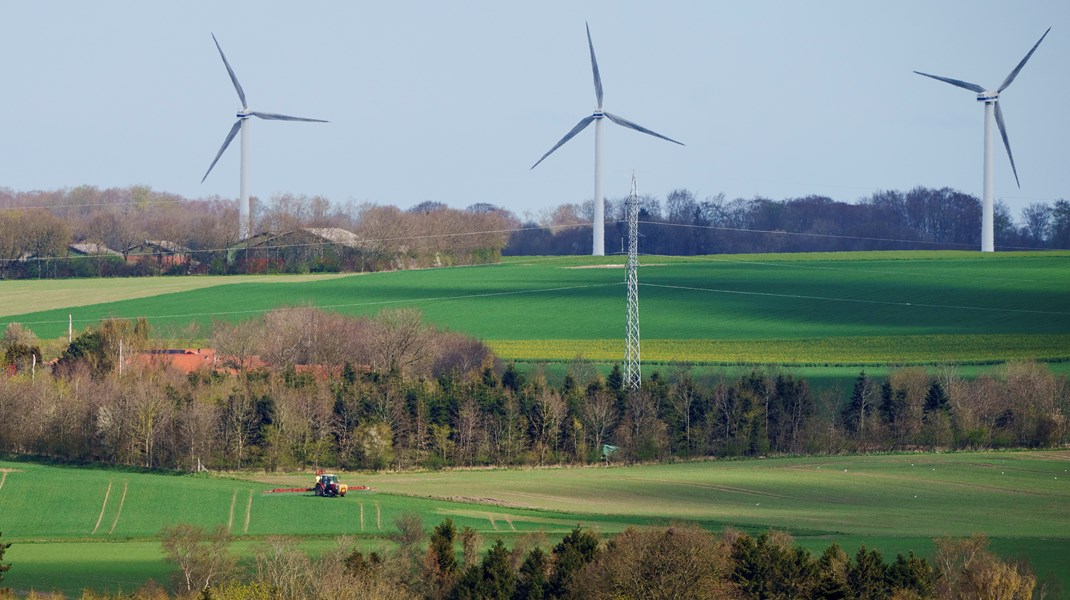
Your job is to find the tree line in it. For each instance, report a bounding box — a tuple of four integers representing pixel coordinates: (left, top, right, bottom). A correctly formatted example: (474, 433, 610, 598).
(3, 183, 1069, 279)
(506, 187, 1070, 255)
(0, 521, 1042, 599)
(0, 187, 512, 278)
(1, 310, 1066, 472)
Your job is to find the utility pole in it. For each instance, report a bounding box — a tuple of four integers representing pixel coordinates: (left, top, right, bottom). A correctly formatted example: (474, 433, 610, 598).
(68, 314, 72, 344)
(624, 173, 641, 391)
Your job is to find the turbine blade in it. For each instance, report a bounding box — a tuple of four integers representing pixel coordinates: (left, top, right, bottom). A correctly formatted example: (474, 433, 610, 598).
(201, 120, 242, 183)
(994, 102, 1020, 188)
(603, 111, 684, 146)
(998, 27, 1051, 92)
(586, 22, 603, 109)
(211, 33, 247, 108)
(249, 111, 328, 123)
(530, 115, 596, 169)
(913, 71, 985, 94)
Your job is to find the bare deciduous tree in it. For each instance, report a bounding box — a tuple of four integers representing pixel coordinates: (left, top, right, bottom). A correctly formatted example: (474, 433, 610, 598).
(160, 524, 235, 593)
(582, 390, 617, 459)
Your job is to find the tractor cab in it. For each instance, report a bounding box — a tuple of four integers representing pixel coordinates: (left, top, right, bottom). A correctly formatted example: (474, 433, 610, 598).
(313, 472, 347, 497)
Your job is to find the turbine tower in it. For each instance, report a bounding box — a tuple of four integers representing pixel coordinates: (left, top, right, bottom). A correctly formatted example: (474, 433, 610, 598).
(201, 33, 327, 240)
(914, 27, 1049, 253)
(532, 23, 683, 256)
(624, 173, 641, 391)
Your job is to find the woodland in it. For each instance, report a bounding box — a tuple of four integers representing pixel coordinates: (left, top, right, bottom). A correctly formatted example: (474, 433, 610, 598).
(1, 309, 1066, 472)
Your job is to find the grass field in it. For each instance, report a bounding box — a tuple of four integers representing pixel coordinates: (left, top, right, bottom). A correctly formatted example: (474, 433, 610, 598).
(2, 251, 1068, 367)
(2, 452, 1068, 595)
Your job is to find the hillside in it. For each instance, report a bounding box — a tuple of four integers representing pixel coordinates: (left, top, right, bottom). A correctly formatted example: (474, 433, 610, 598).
(2, 452, 1068, 595)
(3, 251, 1069, 366)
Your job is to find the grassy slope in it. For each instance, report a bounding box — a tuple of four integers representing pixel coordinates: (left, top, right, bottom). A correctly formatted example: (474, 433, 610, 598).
(0, 461, 645, 595)
(2, 251, 1068, 364)
(3, 452, 1068, 594)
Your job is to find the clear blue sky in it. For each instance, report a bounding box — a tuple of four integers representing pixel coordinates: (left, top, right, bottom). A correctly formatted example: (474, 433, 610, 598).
(1, 1, 1066, 219)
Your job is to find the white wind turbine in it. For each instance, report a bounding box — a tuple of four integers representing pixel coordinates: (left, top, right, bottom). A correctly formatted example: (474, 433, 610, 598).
(532, 23, 683, 256)
(914, 27, 1050, 252)
(201, 33, 327, 240)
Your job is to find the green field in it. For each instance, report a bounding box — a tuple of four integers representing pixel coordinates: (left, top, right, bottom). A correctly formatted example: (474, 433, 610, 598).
(2, 452, 1069, 595)
(2, 251, 1069, 367)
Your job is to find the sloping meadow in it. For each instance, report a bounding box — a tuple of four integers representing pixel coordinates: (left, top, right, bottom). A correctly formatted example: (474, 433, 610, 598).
(3, 251, 1069, 366)
(2, 452, 1069, 594)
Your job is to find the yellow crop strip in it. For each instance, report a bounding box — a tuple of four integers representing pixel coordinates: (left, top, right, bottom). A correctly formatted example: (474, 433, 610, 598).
(488, 334, 1070, 365)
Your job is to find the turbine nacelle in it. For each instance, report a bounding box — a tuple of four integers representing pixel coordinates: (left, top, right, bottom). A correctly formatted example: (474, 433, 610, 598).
(530, 24, 684, 172)
(236, 110, 252, 119)
(976, 91, 999, 103)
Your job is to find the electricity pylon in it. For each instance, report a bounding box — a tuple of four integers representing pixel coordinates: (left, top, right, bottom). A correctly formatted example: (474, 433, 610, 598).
(624, 173, 641, 391)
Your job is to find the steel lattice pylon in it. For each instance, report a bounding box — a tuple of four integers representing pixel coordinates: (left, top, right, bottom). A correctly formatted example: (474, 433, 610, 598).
(624, 174, 641, 390)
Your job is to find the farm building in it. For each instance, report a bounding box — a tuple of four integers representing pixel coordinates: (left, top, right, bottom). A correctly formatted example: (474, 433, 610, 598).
(228, 227, 366, 273)
(134, 348, 350, 379)
(68, 242, 123, 258)
(125, 240, 193, 271)
(64, 241, 127, 277)
(135, 348, 218, 373)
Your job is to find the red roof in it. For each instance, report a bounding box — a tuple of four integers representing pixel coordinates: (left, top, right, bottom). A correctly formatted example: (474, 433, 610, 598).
(135, 349, 217, 374)
(135, 349, 363, 379)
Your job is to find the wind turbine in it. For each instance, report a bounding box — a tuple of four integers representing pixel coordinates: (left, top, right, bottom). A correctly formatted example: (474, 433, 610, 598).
(201, 33, 327, 240)
(531, 23, 683, 256)
(914, 27, 1049, 253)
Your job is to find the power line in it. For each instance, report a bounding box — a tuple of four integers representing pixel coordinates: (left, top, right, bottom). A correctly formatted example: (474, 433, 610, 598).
(3, 214, 1056, 265)
(635, 219, 1052, 252)
(0, 222, 593, 265)
(0, 195, 219, 211)
(1, 188, 1063, 265)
